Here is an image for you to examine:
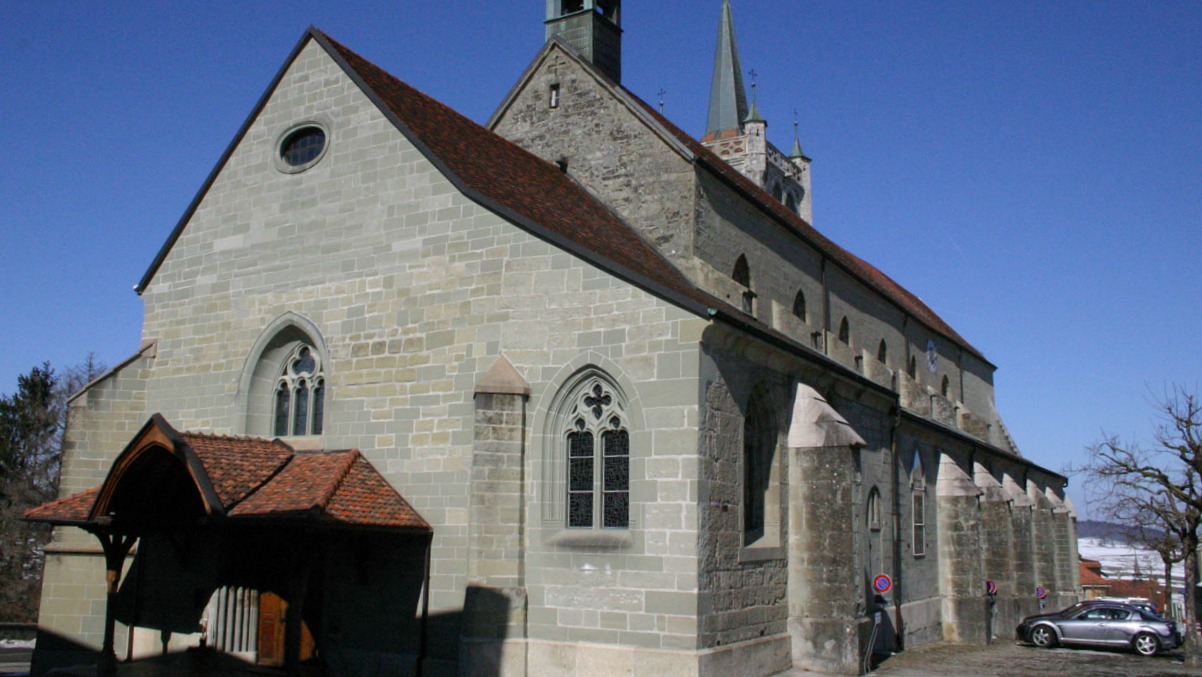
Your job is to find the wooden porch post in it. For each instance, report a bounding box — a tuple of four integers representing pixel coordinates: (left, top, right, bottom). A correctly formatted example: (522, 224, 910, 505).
(93, 530, 136, 676)
(284, 550, 315, 674)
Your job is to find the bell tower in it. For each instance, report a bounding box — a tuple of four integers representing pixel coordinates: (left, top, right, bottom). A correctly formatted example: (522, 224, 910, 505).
(544, 0, 622, 83)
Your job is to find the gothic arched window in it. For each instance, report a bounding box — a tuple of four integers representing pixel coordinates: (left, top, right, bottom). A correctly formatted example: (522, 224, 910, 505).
(743, 387, 777, 546)
(941, 375, 950, 398)
(273, 345, 325, 437)
(732, 255, 754, 314)
(565, 379, 629, 529)
(866, 487, 881, 531)
(838, 316, 850, 345)
(792, 290, 807, 324)
(878, 339, 888, 365)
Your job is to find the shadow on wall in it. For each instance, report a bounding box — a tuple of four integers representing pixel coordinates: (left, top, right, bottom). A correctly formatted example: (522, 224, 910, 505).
(32, 528, 448, 676)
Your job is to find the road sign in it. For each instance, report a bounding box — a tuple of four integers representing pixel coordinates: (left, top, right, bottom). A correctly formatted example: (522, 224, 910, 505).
(873, 574, 893, 595)
(1035, 586, 1047, 599)
(985, 580, 997, 596)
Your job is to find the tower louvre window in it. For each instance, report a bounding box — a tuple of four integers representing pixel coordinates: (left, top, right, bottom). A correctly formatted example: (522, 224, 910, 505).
(549, 83, 561, 109)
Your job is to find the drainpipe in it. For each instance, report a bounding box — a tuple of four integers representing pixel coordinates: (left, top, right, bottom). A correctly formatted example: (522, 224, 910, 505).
(889, 405, 904, 651)
(821, 257, 830, 355)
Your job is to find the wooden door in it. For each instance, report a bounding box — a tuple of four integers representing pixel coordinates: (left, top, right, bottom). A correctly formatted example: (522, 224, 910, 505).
(257, 591, 315, 666)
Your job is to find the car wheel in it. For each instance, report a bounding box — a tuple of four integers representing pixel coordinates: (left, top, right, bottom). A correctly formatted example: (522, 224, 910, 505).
(1133, 632, 1159, 657)
(1030, 625, 1056, 648)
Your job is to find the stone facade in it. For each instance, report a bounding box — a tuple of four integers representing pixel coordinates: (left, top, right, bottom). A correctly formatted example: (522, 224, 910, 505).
(32, 5, 1076, 677)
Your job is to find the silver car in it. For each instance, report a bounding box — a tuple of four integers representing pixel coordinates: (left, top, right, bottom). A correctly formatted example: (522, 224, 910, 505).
(1016, 601, 1181, 656)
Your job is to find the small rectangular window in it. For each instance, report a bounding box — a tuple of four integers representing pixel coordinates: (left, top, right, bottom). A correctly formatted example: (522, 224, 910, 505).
(549, 83, 561, 109)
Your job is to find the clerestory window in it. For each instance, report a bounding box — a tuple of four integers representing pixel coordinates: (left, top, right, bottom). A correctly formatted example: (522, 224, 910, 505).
(273, 345, 325, 437)
(565, 380, 629, 529)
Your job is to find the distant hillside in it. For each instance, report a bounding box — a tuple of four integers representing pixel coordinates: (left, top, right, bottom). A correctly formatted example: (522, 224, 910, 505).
(1078, 519, 1165, 542)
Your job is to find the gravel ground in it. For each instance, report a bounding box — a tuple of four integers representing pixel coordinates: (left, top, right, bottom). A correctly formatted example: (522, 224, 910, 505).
(862, 641, 1202, 677)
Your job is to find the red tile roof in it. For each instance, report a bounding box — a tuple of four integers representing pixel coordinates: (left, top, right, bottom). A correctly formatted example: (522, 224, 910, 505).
(26, 417, 429, 533)
(24, 487, 98, 524)
(627, 90, 984, 361)
(138, 27, 984, 373)
(325, 31, 983, 361)
(1080, 558, 1108, 587)
(182, 432, 293, 510)
(320, 32, 715, 315)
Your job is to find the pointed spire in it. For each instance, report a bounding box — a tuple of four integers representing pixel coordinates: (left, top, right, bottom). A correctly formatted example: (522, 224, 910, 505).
(790, 109, 808, 160)
(703, 0, 749, 140)
(744, 71, 765, 124)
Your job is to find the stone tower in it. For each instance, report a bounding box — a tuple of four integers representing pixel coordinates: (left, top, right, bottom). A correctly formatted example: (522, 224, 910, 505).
(701, 0, 813, 224)
(544, 0, 622, 83)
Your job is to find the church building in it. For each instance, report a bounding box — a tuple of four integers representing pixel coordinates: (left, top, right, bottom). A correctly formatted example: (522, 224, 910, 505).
(28, 2, 1078, 675)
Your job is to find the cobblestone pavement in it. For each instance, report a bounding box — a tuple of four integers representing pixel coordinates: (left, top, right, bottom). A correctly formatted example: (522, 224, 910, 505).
(848, 641, 1202, 677)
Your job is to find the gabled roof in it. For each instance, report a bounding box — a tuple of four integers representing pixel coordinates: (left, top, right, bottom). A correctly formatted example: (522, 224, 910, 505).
(629, 93, 986, 362)
(137, 28, 716, 321)
(136, 26, 983, 367)
(489, 34, 985, 363)
(25, 414, 430, 533)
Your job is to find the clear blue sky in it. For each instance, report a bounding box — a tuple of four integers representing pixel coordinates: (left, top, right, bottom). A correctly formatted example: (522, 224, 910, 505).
(1, 1, 1199, 516)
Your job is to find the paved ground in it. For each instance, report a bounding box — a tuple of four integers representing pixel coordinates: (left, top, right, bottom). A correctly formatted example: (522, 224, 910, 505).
(7, 642, 1202, 676)
(776, 641, 1202, 677)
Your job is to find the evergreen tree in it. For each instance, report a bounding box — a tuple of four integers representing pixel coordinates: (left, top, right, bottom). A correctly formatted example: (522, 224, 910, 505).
(0, 356, 103, 622)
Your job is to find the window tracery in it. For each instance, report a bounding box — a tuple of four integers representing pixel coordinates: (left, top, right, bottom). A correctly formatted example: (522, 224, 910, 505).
(273, 345, 324, 437)
(564, 380, 629, 528)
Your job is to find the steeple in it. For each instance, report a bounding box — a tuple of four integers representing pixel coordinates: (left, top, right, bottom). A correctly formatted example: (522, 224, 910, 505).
(545, 0, 623, 83)
(703, 0, 748, 141)
(698, 1, 814, 224)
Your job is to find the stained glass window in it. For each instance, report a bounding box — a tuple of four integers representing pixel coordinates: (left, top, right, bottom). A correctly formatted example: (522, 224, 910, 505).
(602, 424, 629, 528)
(563, 377, 629, 529)
(273, 345, 325, 437)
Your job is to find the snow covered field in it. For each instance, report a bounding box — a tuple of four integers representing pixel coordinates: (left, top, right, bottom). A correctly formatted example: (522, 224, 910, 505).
(1078, 536, 1186, 583)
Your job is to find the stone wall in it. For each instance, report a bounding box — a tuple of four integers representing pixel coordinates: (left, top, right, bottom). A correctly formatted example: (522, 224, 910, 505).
(491, 47, 697, 260)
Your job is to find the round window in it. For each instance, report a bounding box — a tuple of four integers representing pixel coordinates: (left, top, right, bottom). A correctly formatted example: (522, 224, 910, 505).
(278, 125, 327, 170)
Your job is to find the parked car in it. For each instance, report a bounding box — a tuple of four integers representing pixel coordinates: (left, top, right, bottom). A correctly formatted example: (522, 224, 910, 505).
(1096, 596, 1159, 616)
(1016, 601, 1181, 656)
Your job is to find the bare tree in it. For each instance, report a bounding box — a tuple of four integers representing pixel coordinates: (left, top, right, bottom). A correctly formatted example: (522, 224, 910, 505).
(1122, 500, 1185, 618)
(1078, 386, 1202, 665)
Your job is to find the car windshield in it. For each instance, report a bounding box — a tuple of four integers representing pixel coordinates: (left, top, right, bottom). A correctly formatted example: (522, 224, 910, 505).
(1054, 602, 1098, 617)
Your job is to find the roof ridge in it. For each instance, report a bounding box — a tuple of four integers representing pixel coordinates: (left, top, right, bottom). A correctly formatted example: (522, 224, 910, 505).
(225, 446, 298, 512)
(626, 87, 986, 362)
(316, 449, 361, 512)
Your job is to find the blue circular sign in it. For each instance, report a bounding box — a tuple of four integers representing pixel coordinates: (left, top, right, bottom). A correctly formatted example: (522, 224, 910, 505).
(873, 574, 893, 594)
(1035, 586, 1047, 599)
(986, 580, 997, 595)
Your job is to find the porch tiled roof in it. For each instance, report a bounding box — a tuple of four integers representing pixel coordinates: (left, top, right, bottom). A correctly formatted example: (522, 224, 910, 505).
(23, 486, 98, 524)
(25, 416, 429, 533)
(182, 432, 293, 510)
